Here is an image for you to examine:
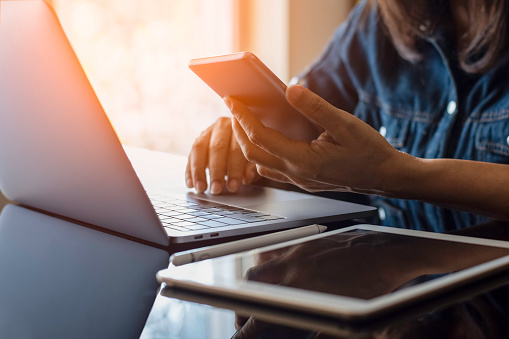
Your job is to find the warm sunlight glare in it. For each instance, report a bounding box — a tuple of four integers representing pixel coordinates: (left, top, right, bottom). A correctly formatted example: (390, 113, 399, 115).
(52, 0, 234, 154)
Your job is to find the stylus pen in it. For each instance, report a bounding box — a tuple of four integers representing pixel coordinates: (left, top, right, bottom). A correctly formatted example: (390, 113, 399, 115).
(171, 224, 327, 266)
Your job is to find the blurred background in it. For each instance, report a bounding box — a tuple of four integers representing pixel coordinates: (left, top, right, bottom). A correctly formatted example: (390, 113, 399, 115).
(0, 2, 357, 334)
(50, 0, 355, 155)
(0, 0, 355, 208)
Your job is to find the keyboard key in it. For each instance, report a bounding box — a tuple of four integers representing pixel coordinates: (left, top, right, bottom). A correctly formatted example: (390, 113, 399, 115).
(175, 214, 195, 220)
(150, 195, 282, 226)
(213, 217, 245, 225)
(200, 208, 223, 213)
(173, 201, 198, 207)
(157, 203, 178, 208)
(214, 210, 237, 216)
(187, 211, 210, 217)
(198, 220, 227, 228)
(158, 211, 184, 217)
(186, 217, 208, 223)
(197, 201, 223, 207)
(173, 221, 197, 227)
(176, 208, 198, 213)
(170, 206, 191, 211)
(160, 217, 185, 224)
(228, 214, 264, 222)
(202, 214, 223, 219)
(164, 226, 189, 232)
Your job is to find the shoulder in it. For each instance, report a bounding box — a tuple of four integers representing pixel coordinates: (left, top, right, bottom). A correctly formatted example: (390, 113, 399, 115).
(329, 0, 383, 51)
(296, 0, 399, 112)
(301, 0, 396, 90)
(311, 0, 393, 77)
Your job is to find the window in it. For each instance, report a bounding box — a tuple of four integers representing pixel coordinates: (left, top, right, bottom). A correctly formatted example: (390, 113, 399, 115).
(52, 0, 234, 155)
(51, 0, 352, 155)
(234, 0, 354, 82)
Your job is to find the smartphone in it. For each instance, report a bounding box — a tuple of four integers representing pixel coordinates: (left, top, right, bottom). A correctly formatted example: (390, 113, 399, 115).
(189, 52, 318, 142)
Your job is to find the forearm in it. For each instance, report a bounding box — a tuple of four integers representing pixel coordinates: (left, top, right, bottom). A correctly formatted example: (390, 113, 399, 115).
(384, 153, 509, 221)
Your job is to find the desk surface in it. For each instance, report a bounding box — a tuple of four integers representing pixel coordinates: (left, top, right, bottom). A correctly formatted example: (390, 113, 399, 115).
(0, 146, 508, 338)
(1, 203, 509, 338)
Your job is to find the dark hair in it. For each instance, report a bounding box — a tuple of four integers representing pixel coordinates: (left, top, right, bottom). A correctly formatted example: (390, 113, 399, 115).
(377, 0, 509, 74)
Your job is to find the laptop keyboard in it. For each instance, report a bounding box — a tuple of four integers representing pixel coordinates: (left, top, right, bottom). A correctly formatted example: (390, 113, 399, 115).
(148, 194, 284, 232)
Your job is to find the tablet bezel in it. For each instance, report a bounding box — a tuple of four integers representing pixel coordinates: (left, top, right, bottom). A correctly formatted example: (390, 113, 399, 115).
(157, 225, 509, 320)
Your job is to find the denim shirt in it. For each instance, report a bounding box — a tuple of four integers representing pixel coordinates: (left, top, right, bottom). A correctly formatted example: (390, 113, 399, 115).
(297, 1, 509, 232)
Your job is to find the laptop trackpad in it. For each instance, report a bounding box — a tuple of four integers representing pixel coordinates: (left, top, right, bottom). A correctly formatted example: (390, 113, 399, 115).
(187, 184, 306, 208)
(187, 185, 358, 219)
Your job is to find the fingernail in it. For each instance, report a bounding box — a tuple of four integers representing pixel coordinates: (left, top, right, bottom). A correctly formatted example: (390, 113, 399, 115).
(287, 85, 303, 102)
(186, 178, 193, 188)
(227, 179, 240, 192)
(196, 181, 207, 193)
(223, 97, 232, 110)
(210, 181, 223, 195)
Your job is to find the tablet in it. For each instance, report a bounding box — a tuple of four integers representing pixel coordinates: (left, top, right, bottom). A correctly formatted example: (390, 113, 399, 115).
(157, 225, 509, 322)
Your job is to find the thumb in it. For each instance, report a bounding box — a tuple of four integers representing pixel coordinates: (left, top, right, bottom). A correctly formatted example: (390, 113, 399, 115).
(286, 85, 351, 134)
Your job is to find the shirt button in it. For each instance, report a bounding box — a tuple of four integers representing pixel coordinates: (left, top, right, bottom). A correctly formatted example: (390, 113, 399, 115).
(378, 207, 386, 221)
(379, 126, 387, 137)
(447, 101, 457, 115)
(419, 20, 431, 32)
(507, 135, 509, 146)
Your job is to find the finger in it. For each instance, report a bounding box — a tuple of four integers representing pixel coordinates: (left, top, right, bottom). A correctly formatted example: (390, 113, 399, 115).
(226, 97, 310, 163)
(208, 117, 233, 195)
(286, 85, 354, 141)
(258, 164, 317, 189)
(231, 115, 287, 173)
(189, 127, 212, 193)
(257, 164, 336, 191)
(243, 162, 260, 185)
(233, 317, 271, 339)
(256, 247, 292, 265)
(234, 311, 249, 331)
(185, 161, 193, 188)
(226, 128, 248, 192)
(258, 165, 351, 192)
(244, 259, 287, 285)
(235, 318, 315, 339)
(256, 165, 292, 184)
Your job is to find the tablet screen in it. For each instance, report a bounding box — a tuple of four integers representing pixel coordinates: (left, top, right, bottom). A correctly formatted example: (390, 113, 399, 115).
(239, 229, 509, 300)
(160, 226, 509, 318)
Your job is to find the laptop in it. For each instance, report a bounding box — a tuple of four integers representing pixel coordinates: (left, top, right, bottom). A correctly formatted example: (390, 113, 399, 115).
(0, 0, 376, 248)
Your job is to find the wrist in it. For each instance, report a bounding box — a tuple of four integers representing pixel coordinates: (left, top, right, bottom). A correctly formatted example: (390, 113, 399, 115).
(377, 151, 424, 198)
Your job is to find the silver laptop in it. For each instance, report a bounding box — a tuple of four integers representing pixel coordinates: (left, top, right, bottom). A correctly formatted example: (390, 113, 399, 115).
(0, 0, 376, 248)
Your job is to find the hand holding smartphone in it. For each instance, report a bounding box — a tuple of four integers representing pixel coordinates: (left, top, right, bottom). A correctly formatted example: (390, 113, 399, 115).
(189, 52, 319, 142)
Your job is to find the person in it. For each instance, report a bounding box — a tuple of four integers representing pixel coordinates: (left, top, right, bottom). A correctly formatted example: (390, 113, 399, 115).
(186, 0, 509, 234)
(184, 1, 509, 335)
